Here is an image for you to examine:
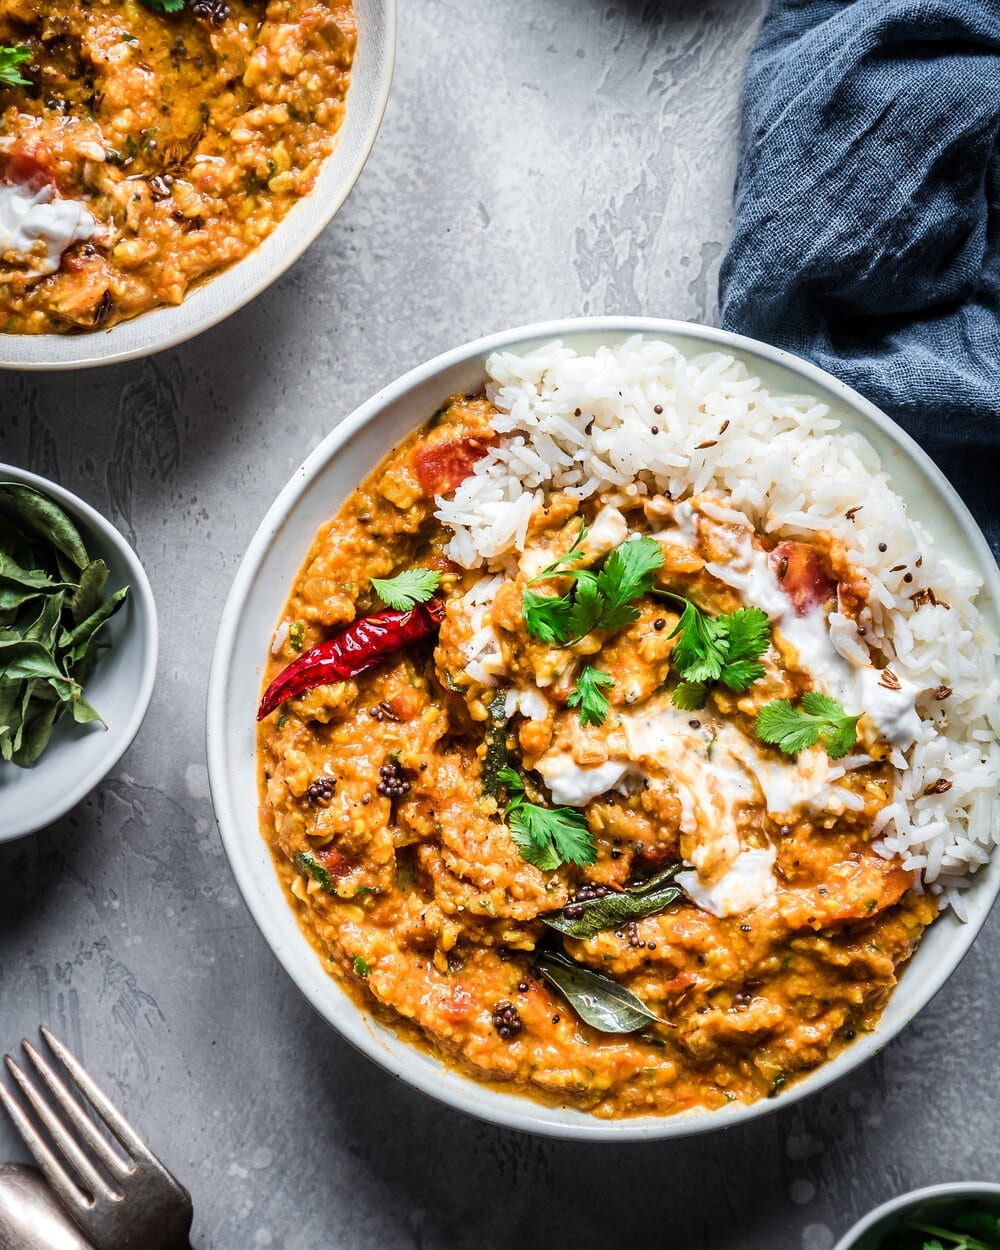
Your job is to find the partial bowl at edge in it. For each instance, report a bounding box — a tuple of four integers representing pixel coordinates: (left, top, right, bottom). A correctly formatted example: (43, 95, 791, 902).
(0, 0, 396, 371)
(834, 1182, 1000, 1250)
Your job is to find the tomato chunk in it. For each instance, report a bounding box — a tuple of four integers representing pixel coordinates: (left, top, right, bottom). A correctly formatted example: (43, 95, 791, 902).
(770, 541, 838, 616)
(4, 143, 57, 191)
(414, 437, 492, 497)
(315, 847, 353, 878)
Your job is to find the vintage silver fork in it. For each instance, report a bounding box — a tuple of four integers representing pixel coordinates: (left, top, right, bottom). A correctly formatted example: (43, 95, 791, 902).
(0, 1027, 193, 1250)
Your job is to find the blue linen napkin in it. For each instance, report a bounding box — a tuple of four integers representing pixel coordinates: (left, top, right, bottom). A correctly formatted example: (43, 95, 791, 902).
(719, 0, 1000, 554)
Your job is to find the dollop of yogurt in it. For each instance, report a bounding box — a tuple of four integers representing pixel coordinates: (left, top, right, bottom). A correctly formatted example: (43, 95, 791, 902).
(677, 848, 777, 918)
(0, 182, 98, 279)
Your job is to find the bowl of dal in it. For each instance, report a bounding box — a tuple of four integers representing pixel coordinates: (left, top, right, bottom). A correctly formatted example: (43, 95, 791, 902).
(207, 316, 1000, 1139)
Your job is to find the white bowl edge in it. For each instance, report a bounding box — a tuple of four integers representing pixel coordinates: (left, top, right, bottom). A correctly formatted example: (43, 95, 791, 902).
(206, 315, 1000, 1140)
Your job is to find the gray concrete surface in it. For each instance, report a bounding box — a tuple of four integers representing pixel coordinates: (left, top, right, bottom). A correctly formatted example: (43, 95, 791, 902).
(1, 3, 998, 1248)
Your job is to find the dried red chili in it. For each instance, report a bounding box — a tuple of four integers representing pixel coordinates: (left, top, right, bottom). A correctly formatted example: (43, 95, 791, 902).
(258, 599, 445, 721)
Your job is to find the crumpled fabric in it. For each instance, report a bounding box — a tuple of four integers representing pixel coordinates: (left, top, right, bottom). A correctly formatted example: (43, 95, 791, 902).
(719, 0, 1000, 554)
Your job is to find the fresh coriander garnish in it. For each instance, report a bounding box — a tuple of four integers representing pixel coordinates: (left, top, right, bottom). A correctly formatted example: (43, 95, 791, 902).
(658, 595, 770, 708)
(0, 46, 32, 87)
(499, 766, 596, 870)
(352, 956, 371, 977)
(755, 691, 859, 759)
(523, 532, 664, 646)
(566, 663, 614, 727)
(371, 567, 441, 611)
(138, 0, 186, 11)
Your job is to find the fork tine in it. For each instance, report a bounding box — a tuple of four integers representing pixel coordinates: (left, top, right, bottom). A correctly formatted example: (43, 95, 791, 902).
(22, 1039, 130, 1180)
(0, 1072, 89, 1214)
(40, 1028, 152, 1164)
(5, 1055, 119, 1202)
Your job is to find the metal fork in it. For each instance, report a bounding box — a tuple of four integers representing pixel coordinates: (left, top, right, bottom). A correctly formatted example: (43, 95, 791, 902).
(0, 1028, 193, 1250)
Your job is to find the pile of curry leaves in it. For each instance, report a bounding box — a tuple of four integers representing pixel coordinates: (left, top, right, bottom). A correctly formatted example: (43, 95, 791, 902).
(0, 483, 128, 767)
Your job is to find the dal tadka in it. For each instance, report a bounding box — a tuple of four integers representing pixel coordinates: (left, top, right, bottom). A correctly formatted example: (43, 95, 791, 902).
(0, 0, 355, 332)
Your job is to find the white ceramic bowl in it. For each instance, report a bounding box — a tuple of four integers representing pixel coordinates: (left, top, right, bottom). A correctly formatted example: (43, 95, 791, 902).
(206, 316, 1000, 1140)
(834, 1182, 1000, 1250)
(0, 0, 395, 371)
(0, 466, 158, 841)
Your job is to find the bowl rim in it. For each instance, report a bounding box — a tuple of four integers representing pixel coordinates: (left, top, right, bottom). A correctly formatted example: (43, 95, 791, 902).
(0, 463, 159, 841)
(0, 0, 397, 371)
(206, 314, 1000, 1140)
(833, 1181, 1000, 1250)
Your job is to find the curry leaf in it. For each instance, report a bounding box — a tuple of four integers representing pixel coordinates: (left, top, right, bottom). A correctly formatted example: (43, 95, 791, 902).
(60, 586, 128, 663)
(542, 864, 684, 938)
(533, 949, 665, 1033)
(71, 559, 110, 624)
(0, 485, 128, 768)
(1, 483, 88, 569)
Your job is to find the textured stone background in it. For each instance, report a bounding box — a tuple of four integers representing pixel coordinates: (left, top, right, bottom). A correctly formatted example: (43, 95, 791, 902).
(1, 3, 998, 1248)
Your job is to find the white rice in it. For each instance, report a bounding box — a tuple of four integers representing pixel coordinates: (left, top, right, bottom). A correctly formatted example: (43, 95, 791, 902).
(434, 336, 1000, 906)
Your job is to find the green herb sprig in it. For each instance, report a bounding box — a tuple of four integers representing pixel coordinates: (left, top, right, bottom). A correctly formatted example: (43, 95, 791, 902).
(138, 0, 185, 12)
(522, 529, 664, 647)
(566, 663, 614, 727)
(371, 567, 441, 611)
(658, 595, 771, 710)
(755, 691, 859, 759)
(499, 767, 596, 870)
(0, 46, 32, 87)
(0, 483, 128, 768)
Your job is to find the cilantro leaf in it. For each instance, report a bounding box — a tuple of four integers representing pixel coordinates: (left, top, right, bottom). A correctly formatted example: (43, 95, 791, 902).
(755, 693, 859, 759)
(565, 573, 602, 640)
(567, 664, 614, 727)
(719, 658, 767, 693)
(723, 607, 771, 664)
(671, 680, 708, 711)
(754, 700, 821, 755)
(522, 531, 665, 646)
(500, 767, 596, 869)
(801, 690, 859, 758)
(593, 537, 664, 631)
(139, 0, 186, 10)
(0, 46, 32, 87)
(371, 567, 441, 610)
(497, 766, 524, 797)
(662, 597, 770, 696)
(522, 587, 574, 645)
(668, 598, 729, 683)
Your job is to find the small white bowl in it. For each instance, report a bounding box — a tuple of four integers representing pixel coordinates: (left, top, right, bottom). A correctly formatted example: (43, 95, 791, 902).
(0, 0, 395, 371)
(0, 465, 158, 841)
(834, 1182, 1000, 1250)
(207, 316, 1000, 1140)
